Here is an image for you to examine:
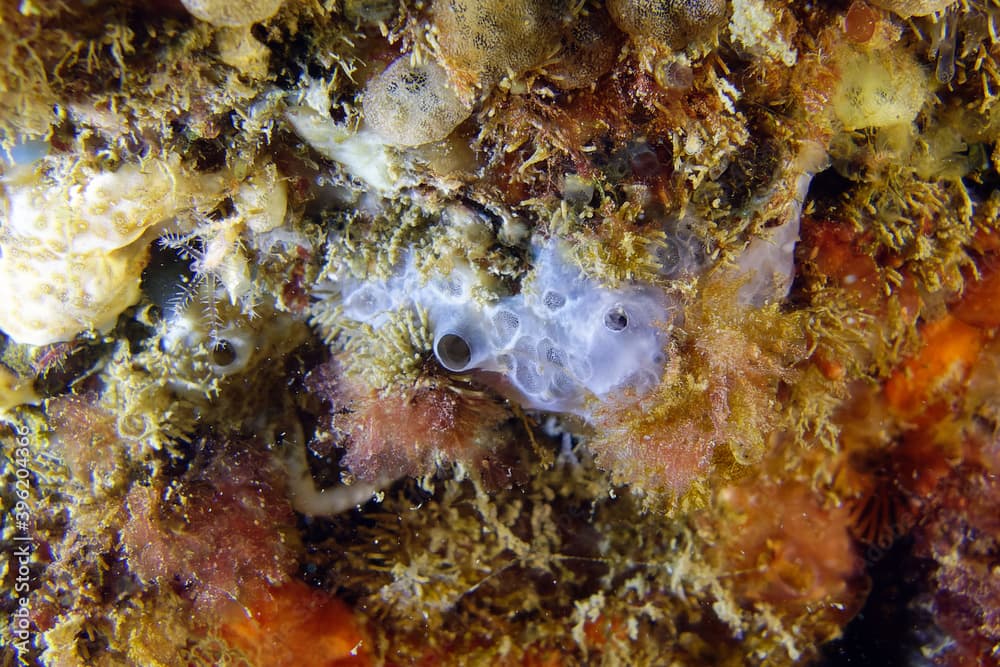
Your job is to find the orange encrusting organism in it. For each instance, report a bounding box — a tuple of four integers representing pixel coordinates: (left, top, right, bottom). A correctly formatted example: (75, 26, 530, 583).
(952, 254, 1000, 329)
(836, 235, 1000, 549)
(219, 580, 372, 667)
(884, 314, 984, 422)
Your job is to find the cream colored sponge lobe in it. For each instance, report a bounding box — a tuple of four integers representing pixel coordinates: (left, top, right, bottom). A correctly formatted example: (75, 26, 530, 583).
(0, 157, 218, 346)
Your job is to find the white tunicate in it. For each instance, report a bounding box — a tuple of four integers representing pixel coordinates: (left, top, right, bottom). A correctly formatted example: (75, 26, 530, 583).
(343, 285, 393, 321)
(362, 56, 472, 147)
(285, 104, 398, 192)
(733, 142, 829, 306)
(335, 239, 676, 415)
(434, 332, 473, 372)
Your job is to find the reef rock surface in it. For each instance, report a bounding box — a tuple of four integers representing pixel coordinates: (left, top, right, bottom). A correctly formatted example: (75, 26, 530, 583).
(2, 1, 999, 665)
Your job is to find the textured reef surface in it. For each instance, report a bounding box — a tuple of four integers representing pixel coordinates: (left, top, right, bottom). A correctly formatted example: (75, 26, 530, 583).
(2, 0, 1000, 665)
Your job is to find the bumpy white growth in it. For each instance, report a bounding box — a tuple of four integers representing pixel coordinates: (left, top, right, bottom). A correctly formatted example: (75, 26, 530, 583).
(287, 107, 398, 192)
(236, 163, 287, 234)
(728, 0, 798, 67)
(203, 164, 289, 306)
(0, 157, 221, 346)
(338, 240, 675, 414)
(362, 56, 472, 148)
(286, 76, 401, 192)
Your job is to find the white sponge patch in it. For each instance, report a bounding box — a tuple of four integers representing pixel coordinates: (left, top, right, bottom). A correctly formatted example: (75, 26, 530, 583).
(339, 240, 675, 414)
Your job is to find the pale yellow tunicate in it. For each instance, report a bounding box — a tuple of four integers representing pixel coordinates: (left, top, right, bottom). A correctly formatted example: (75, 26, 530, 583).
(181, 0, 284, 27)
(363, 56, 472, 147)
(870, 0, 957, 18)
(832, 48, 928, 131)
(0, 157, 219, 346)
(608, 0, 727, 50)
(434, 0, 569, 87)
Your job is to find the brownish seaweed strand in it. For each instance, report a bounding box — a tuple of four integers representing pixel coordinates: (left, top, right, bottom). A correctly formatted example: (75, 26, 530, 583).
(2, 0, 1000, 665)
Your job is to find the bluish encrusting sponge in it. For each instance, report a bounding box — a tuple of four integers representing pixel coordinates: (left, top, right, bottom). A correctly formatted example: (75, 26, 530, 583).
(338, 240, 677, 415)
